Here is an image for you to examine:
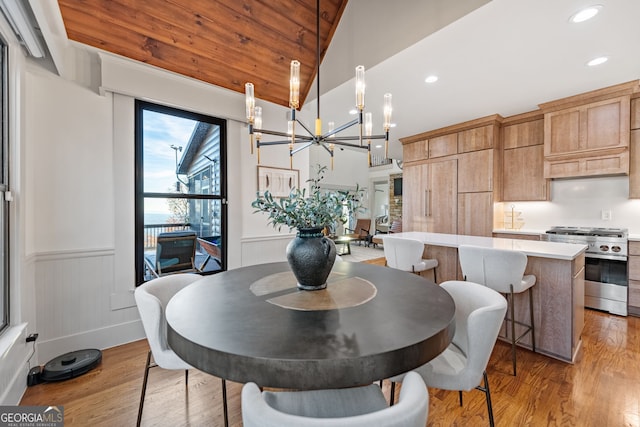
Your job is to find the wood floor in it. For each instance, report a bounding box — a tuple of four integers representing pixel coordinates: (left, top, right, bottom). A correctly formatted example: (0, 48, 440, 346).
(21, 307, 640, 426)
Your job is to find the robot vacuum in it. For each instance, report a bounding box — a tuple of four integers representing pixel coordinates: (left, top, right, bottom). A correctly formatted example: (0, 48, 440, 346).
(28, 349, 102, 386)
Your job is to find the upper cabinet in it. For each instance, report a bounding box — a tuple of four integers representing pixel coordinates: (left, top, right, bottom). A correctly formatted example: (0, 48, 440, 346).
(544, 97, 629, 156)
(501, 113, 549, 201)
(632, 98, 640, 130)
(540, 81, 639, 179)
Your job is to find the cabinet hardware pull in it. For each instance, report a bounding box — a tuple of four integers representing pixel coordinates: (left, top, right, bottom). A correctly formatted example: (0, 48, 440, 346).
(424, 189, 428, 217)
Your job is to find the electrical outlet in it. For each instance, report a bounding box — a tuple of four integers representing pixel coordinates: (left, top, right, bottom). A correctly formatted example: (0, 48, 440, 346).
(26, 333, 38, 342)
(601, 209, 612, 221)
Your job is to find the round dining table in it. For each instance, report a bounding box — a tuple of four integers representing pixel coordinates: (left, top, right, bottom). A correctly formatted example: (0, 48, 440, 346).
(166, 261, 455, 390)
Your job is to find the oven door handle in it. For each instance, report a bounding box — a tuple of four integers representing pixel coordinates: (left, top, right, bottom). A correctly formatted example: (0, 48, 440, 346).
(586, 253, 627, 261)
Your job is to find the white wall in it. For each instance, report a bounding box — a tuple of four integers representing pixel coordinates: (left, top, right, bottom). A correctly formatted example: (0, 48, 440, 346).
(500, 176, 640, 234)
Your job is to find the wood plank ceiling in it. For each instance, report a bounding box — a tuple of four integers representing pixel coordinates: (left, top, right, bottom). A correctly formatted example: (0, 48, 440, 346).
(57, 0, 348, 108)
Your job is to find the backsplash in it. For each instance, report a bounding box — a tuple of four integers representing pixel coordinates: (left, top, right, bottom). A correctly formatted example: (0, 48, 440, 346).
(500, 176, 640, 235)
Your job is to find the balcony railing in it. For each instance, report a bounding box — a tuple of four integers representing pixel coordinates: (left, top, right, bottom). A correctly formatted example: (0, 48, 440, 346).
(143, 223, 191, 250)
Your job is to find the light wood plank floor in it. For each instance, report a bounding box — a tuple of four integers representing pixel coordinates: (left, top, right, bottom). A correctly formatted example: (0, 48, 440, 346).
(21, 307, 640, 426)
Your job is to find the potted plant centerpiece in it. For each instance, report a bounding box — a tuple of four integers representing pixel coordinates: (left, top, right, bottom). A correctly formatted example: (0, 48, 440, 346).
(252, 165, 363, 290)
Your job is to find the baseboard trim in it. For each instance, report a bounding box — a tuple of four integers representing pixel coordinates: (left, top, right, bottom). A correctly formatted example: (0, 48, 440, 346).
(36, 319, 145, 365)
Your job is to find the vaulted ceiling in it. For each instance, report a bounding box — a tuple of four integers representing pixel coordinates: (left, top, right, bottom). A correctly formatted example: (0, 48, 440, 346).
(57, 0, 348, 108)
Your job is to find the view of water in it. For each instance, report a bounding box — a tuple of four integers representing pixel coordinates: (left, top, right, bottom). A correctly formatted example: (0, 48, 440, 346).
(144, 212, 172, 224)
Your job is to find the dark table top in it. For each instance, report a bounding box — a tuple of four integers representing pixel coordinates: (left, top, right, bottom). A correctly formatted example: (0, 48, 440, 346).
(166, 261, 455, 389)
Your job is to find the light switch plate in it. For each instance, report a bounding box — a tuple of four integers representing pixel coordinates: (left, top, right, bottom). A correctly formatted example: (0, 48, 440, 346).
(601, 209, 612, 220)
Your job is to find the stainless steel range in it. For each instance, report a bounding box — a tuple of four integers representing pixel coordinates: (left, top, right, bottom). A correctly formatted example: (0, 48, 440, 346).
(543, 226, 628, 316)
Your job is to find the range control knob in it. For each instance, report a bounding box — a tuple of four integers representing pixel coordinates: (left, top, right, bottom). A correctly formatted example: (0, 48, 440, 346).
(611, 246, 621, 253)
(599, 245, 609, 252)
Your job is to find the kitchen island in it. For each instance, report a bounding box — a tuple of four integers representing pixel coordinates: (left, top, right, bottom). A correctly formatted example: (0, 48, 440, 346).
(388, 232, 587, 363)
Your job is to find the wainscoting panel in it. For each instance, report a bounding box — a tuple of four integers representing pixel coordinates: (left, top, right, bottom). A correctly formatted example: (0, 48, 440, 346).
(241, 235, 293, 266)
(34, 249, 142, 363)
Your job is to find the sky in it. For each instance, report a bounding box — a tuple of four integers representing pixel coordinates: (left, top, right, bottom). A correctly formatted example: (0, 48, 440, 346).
(143, 110, 197, 214)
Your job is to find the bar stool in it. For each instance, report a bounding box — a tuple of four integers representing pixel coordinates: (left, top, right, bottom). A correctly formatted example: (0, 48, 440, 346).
(458, 245, 536, 376)
(382, 236, 438, 282)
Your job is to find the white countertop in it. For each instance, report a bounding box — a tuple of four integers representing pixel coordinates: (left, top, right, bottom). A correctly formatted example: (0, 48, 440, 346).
(386, 232, 587, 260)
(629, 234, 640, 242)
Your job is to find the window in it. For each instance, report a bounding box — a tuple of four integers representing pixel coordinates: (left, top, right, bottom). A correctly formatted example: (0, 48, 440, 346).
(0, 37, 8, 332)
(134, 100, 226, 284)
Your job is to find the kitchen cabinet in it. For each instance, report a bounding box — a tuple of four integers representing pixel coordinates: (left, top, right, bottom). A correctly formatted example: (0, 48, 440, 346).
(503, 144, 548, 201)
(502, 116, 549, 201)
(629, 241, 640, 317)
(403, 140, 427, 163)
(458, 149, 494, 193)
(631, 129, 640, 199)
(402, 159, 457, 234)
(543, 96, 631, 179)
(632, 98, 640, 130)
(458, 124, 495, 153)
(428, 134, 457, 158)
(458, 192, 493, 237)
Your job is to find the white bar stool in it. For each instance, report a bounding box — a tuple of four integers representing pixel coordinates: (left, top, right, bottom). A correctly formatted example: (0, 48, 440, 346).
(458, 245, 536, 376)
(382, 236, 438, 282)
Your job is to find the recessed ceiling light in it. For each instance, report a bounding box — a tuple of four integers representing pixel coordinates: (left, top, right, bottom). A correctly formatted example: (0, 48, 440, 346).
(375, 144, 382, 148)
(425, 75, 438, 83)
(587, 56, 608, 66)
(349, 109, 357, 115)
(570, 5, 602, 23)
(390, 123, 397, 128)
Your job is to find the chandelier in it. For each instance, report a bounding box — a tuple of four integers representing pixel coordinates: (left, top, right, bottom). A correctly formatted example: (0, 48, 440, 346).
(244, 0, 392, 170)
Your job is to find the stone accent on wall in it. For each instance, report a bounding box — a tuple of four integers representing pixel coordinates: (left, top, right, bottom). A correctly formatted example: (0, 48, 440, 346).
(389, 173, 402, 222)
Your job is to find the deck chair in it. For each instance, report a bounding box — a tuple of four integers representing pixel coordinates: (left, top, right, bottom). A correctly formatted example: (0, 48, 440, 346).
(197, 236, 222, 270)
(144, 231, 200, 278)
(346, 218, 371, 246)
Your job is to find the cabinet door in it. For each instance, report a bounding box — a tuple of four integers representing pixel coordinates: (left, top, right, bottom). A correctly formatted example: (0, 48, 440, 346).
(458, 192, 493, 237)
(545, 96, 630, 156)
(584, 97, 629, 151)
(632, 98, 640, 130)
(426, 159, 457, 234)
(545, 109, 581, 156)
(503, 145, 548, 201)
(458, 149, 493, 193)
(404, 140, 427, 162)
(503, 119, 544, 149)
(458, 125, 494, 153)
(402, 164, 428, 232)
(631, 129, 639, 198)
(428, 134, 457, 158)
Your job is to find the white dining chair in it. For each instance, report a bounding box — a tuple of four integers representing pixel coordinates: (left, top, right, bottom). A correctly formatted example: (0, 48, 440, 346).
(134, 273, 228, 427)
(382, 236, 438, 282)
(389, 280, 507, 427)
(241, 371, 429, 427)
(458, 244, 536, 376)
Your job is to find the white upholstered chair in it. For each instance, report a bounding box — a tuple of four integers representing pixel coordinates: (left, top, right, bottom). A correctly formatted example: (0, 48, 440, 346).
(241, 371, 428, 427)
(382, 236, 438, 282)
(134, 273, 228, 427)
(390, 280, 507, 427)
(458, 244, 536, 376)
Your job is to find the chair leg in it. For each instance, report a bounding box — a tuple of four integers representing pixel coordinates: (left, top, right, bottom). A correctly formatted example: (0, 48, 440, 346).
(509, 285, 517, 376)
(433, 267, 437, 284)
(137, 350, 152, 427)
(475, 371, 495, 427)
(222, 379, 228, 427)
(390, 381, 396, 406)
(185, 369, 188, 385)
(458, 390, 463, 406)
(529, 286, 536, 352)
